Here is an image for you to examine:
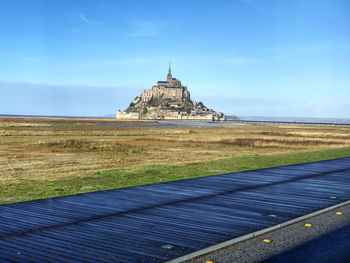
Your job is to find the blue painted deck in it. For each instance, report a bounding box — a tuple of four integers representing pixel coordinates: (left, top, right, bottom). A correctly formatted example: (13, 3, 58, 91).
(1, 157, 350, 262)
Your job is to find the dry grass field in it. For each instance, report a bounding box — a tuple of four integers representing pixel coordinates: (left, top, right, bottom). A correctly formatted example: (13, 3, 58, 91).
(1, 117, 350, 204)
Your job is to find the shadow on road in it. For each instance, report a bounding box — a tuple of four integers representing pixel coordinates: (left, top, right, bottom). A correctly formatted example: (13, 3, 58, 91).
(261, 223, 350, 263)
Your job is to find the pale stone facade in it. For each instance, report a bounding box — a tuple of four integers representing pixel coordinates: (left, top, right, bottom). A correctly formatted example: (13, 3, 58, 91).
(116, 111, 140, 119)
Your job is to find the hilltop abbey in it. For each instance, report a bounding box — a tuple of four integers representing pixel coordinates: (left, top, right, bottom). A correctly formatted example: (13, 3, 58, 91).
(116, 65, 225, 121)
(141, 66, 190, 104)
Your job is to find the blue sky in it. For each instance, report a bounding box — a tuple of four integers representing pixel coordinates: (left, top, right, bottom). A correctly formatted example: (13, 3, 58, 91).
(0, 0, 349, 117)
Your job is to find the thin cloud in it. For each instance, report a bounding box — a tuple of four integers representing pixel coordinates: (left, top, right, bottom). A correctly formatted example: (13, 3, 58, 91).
(79, 14, 102, 25)
(19, 56, 40, 62)
(211, 56, 261, 66)
(129, 20, 161, 37)
(271, 40, 350, 59)
(175, 55, 262, 66)
(0, 80, 137, 90)
(68, 57, 155, 72)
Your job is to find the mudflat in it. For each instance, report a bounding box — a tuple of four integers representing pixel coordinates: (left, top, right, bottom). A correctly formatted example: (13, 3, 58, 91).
(0, 116, 157, 124)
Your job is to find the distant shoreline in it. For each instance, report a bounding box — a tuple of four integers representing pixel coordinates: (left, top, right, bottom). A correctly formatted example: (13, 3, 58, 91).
(0, 114, 115, 119)
(0, 116, 158, 125)
(0, 115, 349, 127)
(228, 119, 350, 126)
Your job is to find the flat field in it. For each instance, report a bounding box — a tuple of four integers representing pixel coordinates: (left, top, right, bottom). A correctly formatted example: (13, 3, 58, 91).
(1, 117, 350, 204)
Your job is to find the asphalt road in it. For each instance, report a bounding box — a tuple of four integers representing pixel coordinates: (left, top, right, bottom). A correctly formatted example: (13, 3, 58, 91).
(187, 202, 350, 263)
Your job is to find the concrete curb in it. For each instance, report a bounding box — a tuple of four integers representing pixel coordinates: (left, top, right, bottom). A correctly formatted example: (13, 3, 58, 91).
(166, 199, 350, 263)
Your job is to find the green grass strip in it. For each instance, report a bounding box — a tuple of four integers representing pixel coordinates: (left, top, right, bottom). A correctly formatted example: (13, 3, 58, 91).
(1, 147, 350, 204)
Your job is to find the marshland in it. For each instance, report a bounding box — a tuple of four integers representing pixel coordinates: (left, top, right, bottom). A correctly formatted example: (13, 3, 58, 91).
(1, 117, 350, 204)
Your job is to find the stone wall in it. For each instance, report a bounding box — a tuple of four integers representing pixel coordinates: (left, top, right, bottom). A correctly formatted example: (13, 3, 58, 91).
(116, 111, 140, 119)
(161, 87, 183, 101)
(142, 89, 152, 102)
(181, 114, 214, 121)
(143, 86, 185, 102)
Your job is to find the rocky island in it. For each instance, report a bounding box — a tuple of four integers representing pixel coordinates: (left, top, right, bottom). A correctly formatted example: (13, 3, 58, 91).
(116, 65, 226, 121)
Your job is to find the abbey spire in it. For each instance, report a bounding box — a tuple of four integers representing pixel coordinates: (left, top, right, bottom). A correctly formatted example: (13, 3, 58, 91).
(167, 63, 172, 78)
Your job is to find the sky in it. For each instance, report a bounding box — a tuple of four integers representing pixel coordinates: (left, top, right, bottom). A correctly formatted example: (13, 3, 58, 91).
(0, 0, 349, 117)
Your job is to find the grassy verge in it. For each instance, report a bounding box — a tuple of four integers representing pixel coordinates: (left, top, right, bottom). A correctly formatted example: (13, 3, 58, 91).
(1, 146, 349, 205)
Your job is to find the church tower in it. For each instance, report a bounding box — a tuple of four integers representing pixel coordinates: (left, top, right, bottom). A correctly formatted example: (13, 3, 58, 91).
(167, 63, 172, 82)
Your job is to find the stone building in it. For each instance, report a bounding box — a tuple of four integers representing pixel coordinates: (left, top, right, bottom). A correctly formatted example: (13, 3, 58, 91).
(141, 64, 190, 103)
(117, 65, 226, 121)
